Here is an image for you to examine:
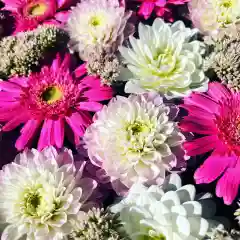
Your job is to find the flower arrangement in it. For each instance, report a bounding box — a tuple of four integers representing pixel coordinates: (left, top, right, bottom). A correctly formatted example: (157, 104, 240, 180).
(0, 0, 240, 239)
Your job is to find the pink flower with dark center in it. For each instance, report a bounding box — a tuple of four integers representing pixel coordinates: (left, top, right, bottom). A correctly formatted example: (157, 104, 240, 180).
(0, 54, 112, 151)
(180, 82, 240, 205)
(135, 0, 189, 21)
(3, 0, 72, 32)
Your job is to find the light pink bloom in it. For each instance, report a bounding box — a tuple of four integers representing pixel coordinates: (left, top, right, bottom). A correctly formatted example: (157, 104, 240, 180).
(0, 54, 112, 151)
(3, 0, 72, 32)
(135, 0, 189, 21)
(180, 82, 240, 205)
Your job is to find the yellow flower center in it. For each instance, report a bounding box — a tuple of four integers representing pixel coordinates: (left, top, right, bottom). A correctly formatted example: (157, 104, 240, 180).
(28, 3, 47, 16)
(41, 86, 63, 104)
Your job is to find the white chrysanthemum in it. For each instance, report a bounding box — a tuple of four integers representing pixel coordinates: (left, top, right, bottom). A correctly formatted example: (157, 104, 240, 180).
(66, 0, 133, 60)
(111, 174, 220, 240)
(190, 0, 240, 37)
(0, 147, 97, 240)
(119, 18, 208, 99)
(84, 93, 187, 195)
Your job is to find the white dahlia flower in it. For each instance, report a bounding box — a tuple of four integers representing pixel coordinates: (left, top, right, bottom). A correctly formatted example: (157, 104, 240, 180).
(66, 0, 134, 60)
(111, 174, 220, 240)
(0, 147, 97, 240)
(119, 18, 208, 99)
(189, 0, 240, 38)
(83, 93, 187, 195)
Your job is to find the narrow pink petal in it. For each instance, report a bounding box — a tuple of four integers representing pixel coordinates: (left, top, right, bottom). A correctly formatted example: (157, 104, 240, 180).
(207, 82, 231, 102)
(53, 118, 64, 148)
(194, 155, 235, 184)
(65, 113, 86, 137)
(80, 76, 100, 88)
(56, 0, 73, 9)
(184, 93, 219, 114)
(51, 53, 62, 73)
(183, 135, 219, 156)
(155, 0, 167, 7)
(38, 119, 50, 150)
(16, 119, 41, 150)
(138, 2, 155, 19)
(216, 167, 240, 205)
(2, 113, 27, 131)
(0, 81, 21, 92)
(9, 76, 28, 87)
(179, 117, 216, 135)
(84, 89, 113, 101)
(74, 64, 87, 78)
(180, 104, 214, 120)
(0, 92, 20, 101)
(54, 11, 70, 23)
(76, 102, 103, 112)
(78, 111, 92, 126)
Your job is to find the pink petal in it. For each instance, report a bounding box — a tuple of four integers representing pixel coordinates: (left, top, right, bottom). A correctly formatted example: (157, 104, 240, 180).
(216, 166, 240, 205)
(0, 81, 21, 92)
(38, 119, 53, 150)
(184, 93, 219, 114)
(56, 0, 73, 9)
(179, 116, 216, 135)
(80, 76, 100, 88)
(2, 113, 27, 131)
(74, 64, 87, 78)
(155, 6, 166, 16)
(194, 155, 235, 184)
(138, 2, 155, 19)
(76, 102, 103, 112)
(65, 113, 86, 137)
(207, 82, 231, 102)
(51, 53, 62, 73)
(183, 135, 220, 156)
(16, 119, 41, 150)
(53, 118, 64, 148)
(54, 11, 70, 23)
(155, 0, 167, 7)
(9, 77, 28, 87)
(180, 104, 214, 120)
(83, 89, 113, 101)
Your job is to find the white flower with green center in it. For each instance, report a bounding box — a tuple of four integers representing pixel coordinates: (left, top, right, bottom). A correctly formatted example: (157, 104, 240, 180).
(111, 174, 221, 240)
(190, 0, 240, 37)
(0, 147, 97, 240)
(119, 18, 208, 99)
(66, 0, 133, 60)
(84, 93, 187, 195)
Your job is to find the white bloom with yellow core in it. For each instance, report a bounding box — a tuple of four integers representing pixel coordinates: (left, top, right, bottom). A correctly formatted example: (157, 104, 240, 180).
(84, 93, 187, 195)
(0, 147, 97, 240)
(119, 18, 208, 99)
(66, 0, 133, 60)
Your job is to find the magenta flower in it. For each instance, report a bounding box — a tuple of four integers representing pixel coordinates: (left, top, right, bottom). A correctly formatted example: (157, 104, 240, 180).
(136, 0, 189, 21)
(180, 82, 240, 205)
(3, 0, 72, 32)
(0, 54, 112, 151)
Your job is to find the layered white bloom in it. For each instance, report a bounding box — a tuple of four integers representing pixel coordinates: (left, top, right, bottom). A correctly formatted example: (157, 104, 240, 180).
(66, 0, 133, 60)
(190, 0, 240, 37)
(111, 174, 220, 240)
(0, 147, 97, 240)
(84, 93, 187, 195)
(119, 18, 208, 99)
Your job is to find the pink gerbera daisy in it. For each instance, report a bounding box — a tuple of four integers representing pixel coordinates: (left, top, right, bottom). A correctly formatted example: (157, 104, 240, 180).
(0, 54, 112, 151)
(135, 0, 189, 21)
(3, 0, 72, 32)
(180, 82, 240, 205)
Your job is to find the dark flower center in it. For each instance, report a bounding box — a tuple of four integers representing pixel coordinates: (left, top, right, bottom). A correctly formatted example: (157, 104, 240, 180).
(28, 2, 48, 16)
(41, 86, 63, 104)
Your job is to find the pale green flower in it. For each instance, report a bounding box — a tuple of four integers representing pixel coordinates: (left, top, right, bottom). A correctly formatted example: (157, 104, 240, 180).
(0, 147, 97, 240)
(111, 174, 221, 240)
(119, 18, 208, 99)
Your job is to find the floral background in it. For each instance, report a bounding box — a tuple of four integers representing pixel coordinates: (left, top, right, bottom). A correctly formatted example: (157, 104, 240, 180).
(0, 0, 240, 239)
